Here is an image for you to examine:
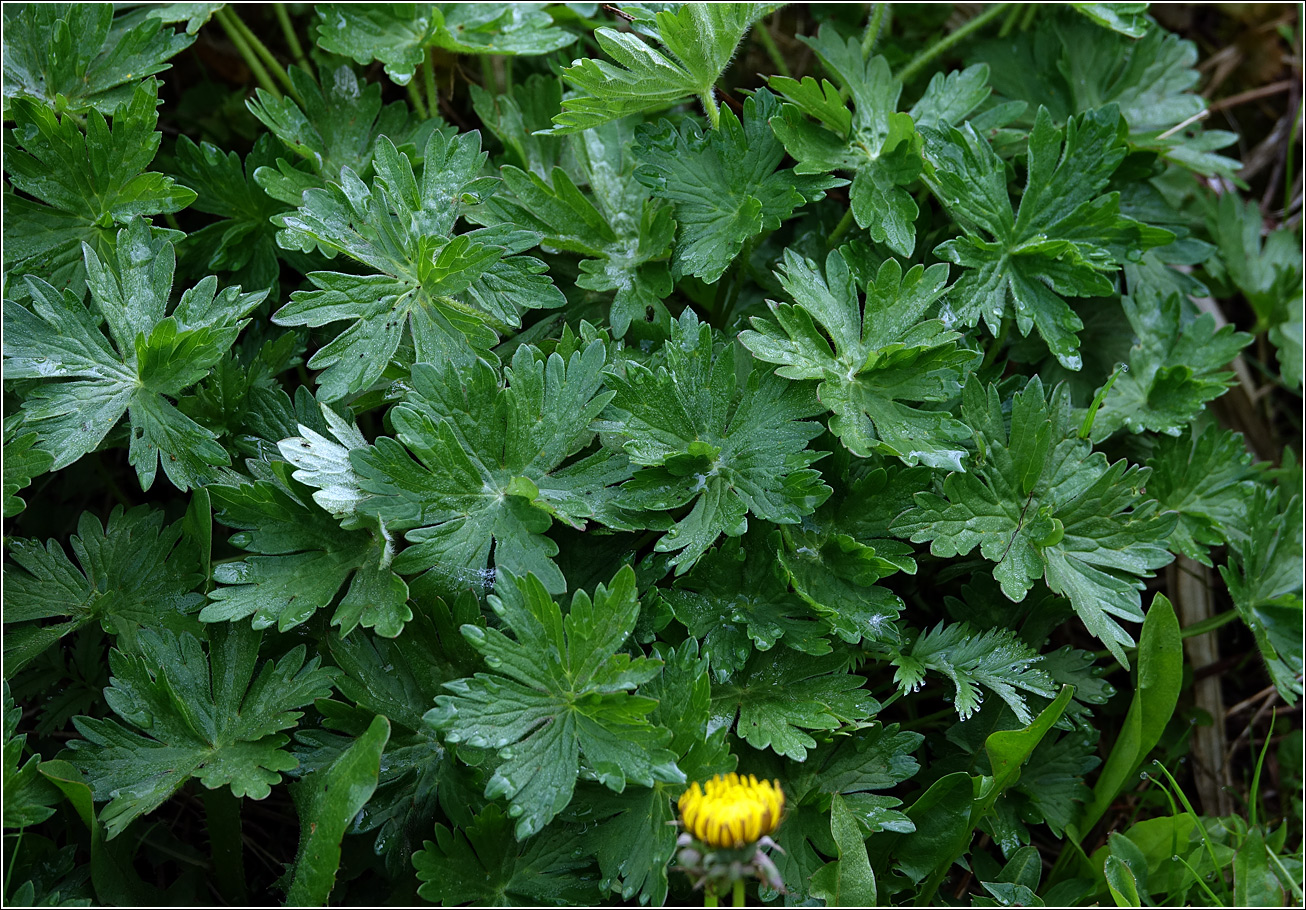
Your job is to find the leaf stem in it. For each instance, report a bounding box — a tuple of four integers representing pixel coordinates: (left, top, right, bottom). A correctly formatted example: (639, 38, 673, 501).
(862, 3, 888, 59)
(219, 7, 297, 101)
(829, 208, 855, 244)
(202, 786, 249, 904)
(705, 886, 719, 907)
(274, 3, 313, 80)
(756, 15, 791, 77)
(406, 80, 429, 120)
(700, 89, 722, 130)
(215, 7, 281, 99)
(896, 3, 1010, 85)
(979, 316, 1011, 372)
(732, 878, 745, 907)
(427, 48, 442, 120)
(998, 3, 1023, 38)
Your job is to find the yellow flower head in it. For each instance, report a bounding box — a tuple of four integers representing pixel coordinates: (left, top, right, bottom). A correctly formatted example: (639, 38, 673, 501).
(677, 773, 785, 850)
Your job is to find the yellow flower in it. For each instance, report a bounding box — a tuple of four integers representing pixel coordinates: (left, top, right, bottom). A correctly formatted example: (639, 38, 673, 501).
(677, 772, 785, 850)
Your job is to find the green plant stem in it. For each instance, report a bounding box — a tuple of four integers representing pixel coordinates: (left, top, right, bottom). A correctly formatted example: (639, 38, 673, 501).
(829, 208, 855, 244)
(219, 7, 296, 101)
(979, 316, 1011, 371)
(700, 89, 722, 130)
(756, 15, 791, 77)
(998, 2, 1023, 38)
(215, 8, 281, 99)
(705, 885, 719, 907)
(1089, 609, 1240, 661)
(406, 80, 429, 120)
(427, 48, 443, 119)
(273, 3, 313, 79)
(5, 829, 23, 899)
(1286, 98, 1303, 216)
(1019, 3, 1039, 31)
(896, 3, 1010, 84)
(862, 3, 888, 58)
(202, 787, 248, 905)
(732, 878, 745, 907)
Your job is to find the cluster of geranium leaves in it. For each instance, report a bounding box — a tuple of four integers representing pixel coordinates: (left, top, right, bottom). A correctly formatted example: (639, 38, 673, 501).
(2, 3, 1302, 909)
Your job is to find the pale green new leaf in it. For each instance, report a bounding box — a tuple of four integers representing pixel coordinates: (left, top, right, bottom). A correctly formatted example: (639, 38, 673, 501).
(742, 247, 975, 470)
(893, 377, 1176, 666)
(549, 3, 778, 132)
(425, 568, 679, 840)
(66, 623, 335, 838)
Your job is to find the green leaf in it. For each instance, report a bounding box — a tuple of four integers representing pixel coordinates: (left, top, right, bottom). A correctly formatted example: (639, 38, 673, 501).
(469, 113, 675, 337)
(2, 418, 53, 518)
(769, 31, 989, 256)
(1147, 425, 1260, 566)
(893, 376, 1176, 666)
(548, 3, 777, 132)
(809, 792, 877, 906)
(894, 771, 974, 885)
(66, 623, 336, 838)
(205, 465, 412, 638)
(885, 623, 1057, 724)
(1220, 487, 1304, 706)
(4, 505, 203, 675)
(170, 134, 284, 295)
(4, 218, 264, 489)
(286, 715, 389, 906)
(414, 805, 601, 905)
(2, 3, 194, 114)
(3, 681, 61, 828)
(425, 567, 679, 840)
(1091, 290, 1251, 440)
(709, 650, 877, 760)
(583, 639, 735, 904)
(973, 16, 1239, 176)
(1072, 3, 1152, 37)
(633, 88, 841, 283)
(1075, 593, 1182, 835)
(352, 341, 630, 595)
(661, 534, 832, 679)
(3, 80, 196, 293)
(316, 3, 576, 85)
(601, 308, 831, 573)
(1234, 827, 1285, 907)
(272, 130, 563, 400)
(742, 247, 975, 470)
(247, 64, 435, 205)
(985, 685, 1076, 797)
(923, 105, 1169, 369)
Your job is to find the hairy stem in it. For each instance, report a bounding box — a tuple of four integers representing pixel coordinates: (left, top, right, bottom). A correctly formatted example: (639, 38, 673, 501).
(829, 208, 856, 244)
(862, 3, 888, 58)
(219, 6, 297, 101)
(215, 7, 280, 99)
(273, 3, 313, 79)
(700, 89, 722, 130)
(897, 3, 1010, 85)
(756, 15, 791, 77)
(406, 80, 429, 120)
(202, 787, 248, 904)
